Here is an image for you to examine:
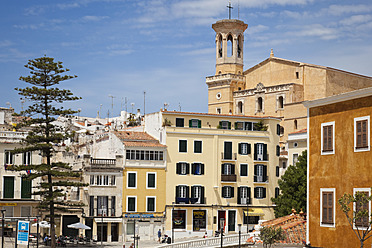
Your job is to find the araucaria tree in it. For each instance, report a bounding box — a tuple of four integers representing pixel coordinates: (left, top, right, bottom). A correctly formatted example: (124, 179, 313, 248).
(12, 56, 85, 248)
(271, 150, 307, 217)
(339, 191, 372, 248)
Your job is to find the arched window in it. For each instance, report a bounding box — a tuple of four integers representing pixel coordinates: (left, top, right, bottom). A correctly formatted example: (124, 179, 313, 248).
(238, 101, 243, 114)
(237, 35, 242, 58)
(294, 120, 298, 129)
(257, 97, 263, 112)
(218, 34, 223, 58)
(227, 34, 233, 57)
(278, 96, 284, 109)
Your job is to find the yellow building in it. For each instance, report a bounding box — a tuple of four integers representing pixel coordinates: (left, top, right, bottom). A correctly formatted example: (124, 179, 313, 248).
(207, 18, 372, 171)
(304, 87, 372, 247)
(145, 111, 281, 239)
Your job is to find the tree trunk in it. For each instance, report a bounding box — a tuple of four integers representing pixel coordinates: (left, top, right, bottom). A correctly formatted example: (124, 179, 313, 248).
(360, 240, 364, 248)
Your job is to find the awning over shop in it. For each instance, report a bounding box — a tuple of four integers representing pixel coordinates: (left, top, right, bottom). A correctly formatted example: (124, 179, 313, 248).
(94, 218, 122, 223)
(243, 208, 264, 216)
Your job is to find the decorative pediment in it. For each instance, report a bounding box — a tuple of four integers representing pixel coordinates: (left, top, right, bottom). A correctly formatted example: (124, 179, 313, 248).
(256, 83, 265, 92)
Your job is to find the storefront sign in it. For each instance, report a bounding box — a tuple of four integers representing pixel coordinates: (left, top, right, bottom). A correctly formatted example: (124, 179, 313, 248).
(124, 213, 162, 218)
(0, 203, 17, 206)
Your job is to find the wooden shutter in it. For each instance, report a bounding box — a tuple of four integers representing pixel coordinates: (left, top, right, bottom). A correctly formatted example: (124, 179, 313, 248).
(254, 144, 258, 160)
(323, 125, 333, 151)
(191, 186, 196, 198)
(186, 186, 190, 199)
(191, 163, 195, 175)
(356, 120, 368, 148)
(263, 188, 266, 198)
(322, 192, 334, 224)
(355, 192, 369, 227)
(254, 164, 257, 182)
(263, 144, 268, 161)
(231, 187, 234, 198)
(221, 164, 225, 175)
(176, 163, 181, 174)
(254, 188, 258, 198)
(21, 177, 32, 199)
(186, 163, 190, 174)
(201, 164, 205, 175)
(263, 165, 267, 182)
(248, 187, 251, 204)
(3, 176, 14, 198)
(276, 145, 280, 156)
(237, 187, 241, 204)
(198, 120, 201, 128)
(222, 186, 226, 198)
(189, 119, 192, 127)
(228, 122, 231, 129)
(231, 164, 235, 175)
(238, 143, 242, 154)
(201, 187, 205, 204)
(247, 144, 251, 154)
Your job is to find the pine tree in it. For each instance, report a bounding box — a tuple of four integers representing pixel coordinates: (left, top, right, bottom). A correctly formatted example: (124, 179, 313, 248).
(12, 56, 85, 248)
(271, 150, 307, 217)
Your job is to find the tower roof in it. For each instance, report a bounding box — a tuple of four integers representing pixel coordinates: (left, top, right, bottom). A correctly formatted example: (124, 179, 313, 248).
(212, 19, 248, 32)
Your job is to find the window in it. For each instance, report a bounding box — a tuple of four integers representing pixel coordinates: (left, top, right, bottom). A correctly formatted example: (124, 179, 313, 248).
(238, 143, 250, 155)
(276, 145, 280, 156)
(176, 118, 184, 127)
(222, 186, 234, 198)
(293, 154, 299, 165)
(126, 150, 164, 161)
(176, 162, 190, 175)
(296, 72, 299, 79)
(89, 196, 94, 216)
(238, 186, 251, 204)
(321, 122, 335, 154)
(320, 188, 335, 227)
(254, 164, 267, 183)
(254, 187, 266, 199)
(254, 143, 267, 161)
(91, 175, 115, 186)
(276, 166, 280, 177)
(21, 206, 32, 217)
(275, 187, 280, 198)
(257, 97, 263, 112)
(147, 172, 156, 189)
(3, 206, 13, 217)
(219, 121, 231, 130)
(193, 210, 206, 231)
(191, 186, 205, 204)
(282, 161, 287, 169)
(189, 119, 201, 128)
(240, 164, 248, 177)
(146, 197, 156, 212)
(294, 120, 298, 130)
(227, 34, 233, 57)
(217, 108, 221, 114)
(179, 140, 187, 153)
(194, 141, 202, 153)
(127, 172, 137, 188)
(354, 189, 370, 229)
(354, 116, 370, 152)
(21, 177, 32, 199)
(175, 185, 189, 204)
(3, 176, 14, 198)
(23, 151, 31, 165)
(173, 210, 186, 229)
(224, 141, 233, 160)
(127, 196, 136, 212)
(4, 150, 14, 166)
(97, 196, 109, 215)
(191, 163, 204, 175)
(278, 96, 284, 109)
(237, 101, 243, 114)
(222, 163, 235, 175)
(111, 196, 116, 216)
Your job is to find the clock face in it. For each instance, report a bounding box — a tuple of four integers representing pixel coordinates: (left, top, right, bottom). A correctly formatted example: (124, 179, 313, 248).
(216, 92, 222, 100)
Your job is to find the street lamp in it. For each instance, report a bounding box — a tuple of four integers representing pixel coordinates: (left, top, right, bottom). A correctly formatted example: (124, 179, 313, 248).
(172, 202, 175, 244)
(220, 218, 225, 248)
(1, 209, 5, 248)
(238, 224, 242, 248)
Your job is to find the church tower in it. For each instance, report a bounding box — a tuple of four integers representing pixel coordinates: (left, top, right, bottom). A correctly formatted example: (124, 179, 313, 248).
(206, 18, 248, 115)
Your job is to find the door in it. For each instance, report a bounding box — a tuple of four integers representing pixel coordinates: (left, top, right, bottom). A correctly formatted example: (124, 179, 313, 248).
(218, 211, 226, 232)
(62, 215, 79, 237)
(224, 142, 232, 160)
(111, 223, 119, 242)
(97, 223, 107, 242)
(228, 210, 236, 232)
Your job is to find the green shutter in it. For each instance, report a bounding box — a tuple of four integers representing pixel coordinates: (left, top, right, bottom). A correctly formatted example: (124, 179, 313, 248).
(21, 178, 32, 199)
(228, 122, 231, 129)
(3, 177, 14, 198)
(198, 120, 201, 128)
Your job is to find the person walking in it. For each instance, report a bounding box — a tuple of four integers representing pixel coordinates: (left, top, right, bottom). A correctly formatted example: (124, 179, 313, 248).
(158, 229, 162, 243)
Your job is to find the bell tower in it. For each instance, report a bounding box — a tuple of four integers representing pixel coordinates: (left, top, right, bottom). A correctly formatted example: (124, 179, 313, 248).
(206, 18, 248, 115)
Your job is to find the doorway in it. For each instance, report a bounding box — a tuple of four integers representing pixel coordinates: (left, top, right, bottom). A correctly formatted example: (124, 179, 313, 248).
(218, 210, 226, 232)
(97, 223, 107, 242)
(228, 210, 236, 232)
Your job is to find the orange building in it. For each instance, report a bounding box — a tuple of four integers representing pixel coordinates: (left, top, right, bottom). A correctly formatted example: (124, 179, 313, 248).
(304, 87, 372, 247)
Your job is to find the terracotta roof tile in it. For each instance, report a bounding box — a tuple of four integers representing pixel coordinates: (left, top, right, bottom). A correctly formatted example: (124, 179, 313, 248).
(288, 128, 307, 135)
(114, 131, 166, 148)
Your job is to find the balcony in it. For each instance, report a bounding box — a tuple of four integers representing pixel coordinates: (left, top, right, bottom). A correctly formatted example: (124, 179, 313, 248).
(238, 198, 251, 205)
(221, 174, 237, 182)
(90, 158, 116, 166)
(221, 153, 237, 161)
(175, 197, 205, 204)
(254, 176, 269, 184)
(254, 154, 269, 162)
(89, 207, 116, 217)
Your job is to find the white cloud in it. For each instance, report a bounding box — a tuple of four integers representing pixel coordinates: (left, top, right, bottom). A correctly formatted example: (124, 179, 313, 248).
(57, 3, 80, 10)
(247, 25, 269, 35)
(340, 15, 372, 26)
(296, 24, 338, 40)
(0, 40, 13, 47)
(81, 16, 109, 22)
(326, 4, 372, 16)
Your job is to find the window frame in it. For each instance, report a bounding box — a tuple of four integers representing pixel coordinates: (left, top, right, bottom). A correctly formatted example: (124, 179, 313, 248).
(146, 196, 156, 212)
(320, 188, 336, 227)
(240, 164, 248, 177)
(321, 121, 335, 155)
(179, 140, 187, 153)
(176, 118, 184, 127)
(194, 140, 202, 153)
(127, 172, 137, 189)
(126, 196, 137, 212)
(353, 188, 371, 230)
(146, 172, 156, 189)
(354, 116, 370, 152)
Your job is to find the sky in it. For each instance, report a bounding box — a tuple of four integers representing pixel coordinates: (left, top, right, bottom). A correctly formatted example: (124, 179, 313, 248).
(1, 0, 372, 118)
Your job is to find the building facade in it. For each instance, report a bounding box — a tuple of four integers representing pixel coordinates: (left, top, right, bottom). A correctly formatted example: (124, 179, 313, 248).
(145, 110, 281, 239)
(304, 87, 372, 247)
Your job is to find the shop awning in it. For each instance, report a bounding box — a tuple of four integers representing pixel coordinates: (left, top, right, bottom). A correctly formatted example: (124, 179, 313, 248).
(94, 218, 122, 223)
(243, 209, 264, 216)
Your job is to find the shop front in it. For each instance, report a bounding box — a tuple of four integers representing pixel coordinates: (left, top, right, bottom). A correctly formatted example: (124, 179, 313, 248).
(92, 217, 122, 243)
(123, 213, 164, 242)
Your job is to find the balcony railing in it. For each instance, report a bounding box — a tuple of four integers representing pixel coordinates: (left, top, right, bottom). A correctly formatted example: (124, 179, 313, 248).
(221, 174, 237, 182)
(175, 197, 205, 204)
(254, 154, 269, 161)
(90, 158, 116, 166)
(221, 153, 237, 161)
(254, 176, 269, 183)
(89, 207, 116, 217)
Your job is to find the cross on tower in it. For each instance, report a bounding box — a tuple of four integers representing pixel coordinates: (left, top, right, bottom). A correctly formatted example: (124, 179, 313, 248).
(227, 1, 233, 19)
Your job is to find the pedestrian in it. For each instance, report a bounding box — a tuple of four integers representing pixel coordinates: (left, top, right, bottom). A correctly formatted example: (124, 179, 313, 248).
(129, 242, 134, 248)
(158, 229, 162, 243)
(203, 232, 208, 238)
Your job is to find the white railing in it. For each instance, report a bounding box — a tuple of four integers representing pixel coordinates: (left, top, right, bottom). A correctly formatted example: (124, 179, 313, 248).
(157, 233, 253, 248)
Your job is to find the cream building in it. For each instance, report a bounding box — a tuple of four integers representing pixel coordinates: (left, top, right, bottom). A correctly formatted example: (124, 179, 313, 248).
(207, 18, 372, 170)
(145, 110, 281, 238)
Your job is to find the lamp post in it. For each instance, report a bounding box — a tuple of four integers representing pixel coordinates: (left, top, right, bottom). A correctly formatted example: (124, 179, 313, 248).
(220, 218, 225, 248)
(1, 209, 5, 248)
(172, 202, 175, 244)
(238, 224, 241, 248)
(246, 204, 249, 233)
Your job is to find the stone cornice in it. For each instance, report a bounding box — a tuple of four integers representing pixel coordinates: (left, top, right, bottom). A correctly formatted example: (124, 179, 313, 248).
(206, 73, 245, 87)
(234, 83, 295, 97)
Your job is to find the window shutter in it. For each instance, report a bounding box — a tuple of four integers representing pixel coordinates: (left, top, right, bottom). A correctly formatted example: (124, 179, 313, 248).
(234, 122, 238, 129)
(254, 144, 258, 160)
(201, 164, 205, 175)
(276, 166, 279, 177)
(248, 187, 251, 204)
(276, 145, 280, 156)
(263, 165, 267, 182)
(254, 188, 258, 198)
(176, 186, 180, 199)
(263, 144, 268, 161)
(238, 143, 242, 154)
(277, 124, 280, 135)
(222, 187, 226, 198)
(221, 164, 225, 175)
(186, 186, 190, 199)
(198, 120, 201, 128)
(191, 186, 195, 198)
(191, 163, 195, 175)
(228, 121, 231, 129)
(231, 187, 234, 198)
(189, 120, 192, 127)
(231, 164, 235, 175)
(21, 178, 32, 199)
(186, 163, 190, 174)
(247, 144, 251, 154)
(254, 165, 257, 182)
(237, 187, 241, 204)
(263, 188, 266, 198)
(219, 121, 222, 128)
(176, 163, 181, 174)
(201, 187, 205, 204)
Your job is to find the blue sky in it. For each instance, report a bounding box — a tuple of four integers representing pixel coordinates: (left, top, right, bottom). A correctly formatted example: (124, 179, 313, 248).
(1, 0, 372, 117)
